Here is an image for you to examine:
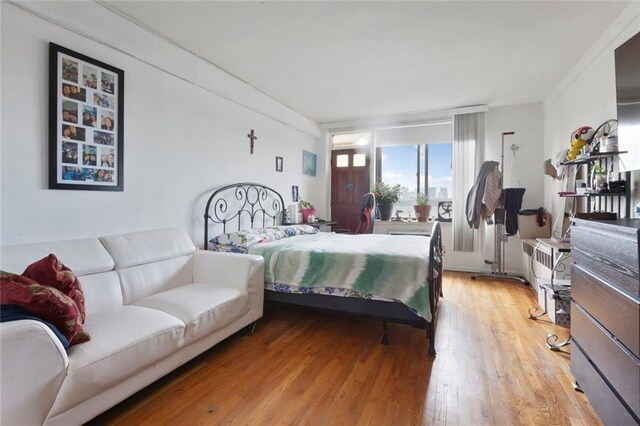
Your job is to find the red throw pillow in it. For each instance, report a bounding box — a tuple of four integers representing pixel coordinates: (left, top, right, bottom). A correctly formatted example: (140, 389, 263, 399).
(0, 271, 90, 345)
(22, 254, 86, 323)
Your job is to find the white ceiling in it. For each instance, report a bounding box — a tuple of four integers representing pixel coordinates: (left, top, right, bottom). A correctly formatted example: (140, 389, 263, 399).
(105, 1, 628, 125)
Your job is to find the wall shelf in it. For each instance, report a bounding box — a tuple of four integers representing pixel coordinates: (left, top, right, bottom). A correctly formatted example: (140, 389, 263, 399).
(559, 192, 627, 198)
(560, 151, 627, 166)
(559, 149, 631, 218)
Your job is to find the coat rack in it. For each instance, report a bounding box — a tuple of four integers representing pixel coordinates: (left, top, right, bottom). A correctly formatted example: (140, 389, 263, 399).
(472, 131, 527, 284)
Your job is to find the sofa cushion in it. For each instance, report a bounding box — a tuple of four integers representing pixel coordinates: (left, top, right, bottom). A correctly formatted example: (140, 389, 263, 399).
(118, 255, 193, 305)
(0, 271, 89, 345)
(133, 283, 249, 343)
(22, 254, 86, 323)
(49, 305, 185, 418)
(100, 228, 196, 269)
(0, 238, 114, 277)
(78, 271, 123, 315)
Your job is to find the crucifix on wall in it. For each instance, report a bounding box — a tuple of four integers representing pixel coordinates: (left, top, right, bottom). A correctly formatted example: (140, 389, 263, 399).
(247, 129, 257, 154)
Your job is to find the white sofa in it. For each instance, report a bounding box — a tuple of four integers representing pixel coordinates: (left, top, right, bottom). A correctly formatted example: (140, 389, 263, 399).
(0, 228, 264, 425)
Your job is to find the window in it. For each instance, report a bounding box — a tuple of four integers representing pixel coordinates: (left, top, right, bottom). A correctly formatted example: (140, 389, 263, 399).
(375, 143, 452, 218)
(328, 123, 452, 220)
(331, 132, 371, 149)
(336, 154, 349, 167)
(353, 153, 366, 167)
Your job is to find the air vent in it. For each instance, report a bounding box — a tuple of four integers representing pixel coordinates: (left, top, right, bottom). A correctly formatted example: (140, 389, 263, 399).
(522, 240, 535, 257)
(535, 249, 553, 270)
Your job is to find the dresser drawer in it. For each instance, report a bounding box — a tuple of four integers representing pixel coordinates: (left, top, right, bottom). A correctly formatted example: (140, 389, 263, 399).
(572, 303, 640, 417)
(571, 221, 639, 298)
(572, 264, 640, 358)
(572, 339, 639, 425)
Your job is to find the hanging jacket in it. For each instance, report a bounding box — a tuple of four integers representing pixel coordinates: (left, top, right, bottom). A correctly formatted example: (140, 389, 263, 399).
(480, 167, 502, 220)
(466, 161, 500, 229)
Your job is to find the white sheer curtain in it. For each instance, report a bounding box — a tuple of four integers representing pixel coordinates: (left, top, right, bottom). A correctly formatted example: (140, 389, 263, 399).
(452, 112, 485, 252)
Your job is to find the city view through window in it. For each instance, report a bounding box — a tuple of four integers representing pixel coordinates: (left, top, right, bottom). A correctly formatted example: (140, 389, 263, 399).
(378, 143, 452, 220)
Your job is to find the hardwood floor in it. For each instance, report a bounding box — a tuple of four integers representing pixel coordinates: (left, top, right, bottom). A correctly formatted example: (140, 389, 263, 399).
(88, 272, 601, 425)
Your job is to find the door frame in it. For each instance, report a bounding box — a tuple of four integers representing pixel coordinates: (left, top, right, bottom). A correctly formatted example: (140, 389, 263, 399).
(330, 147, 372, 232)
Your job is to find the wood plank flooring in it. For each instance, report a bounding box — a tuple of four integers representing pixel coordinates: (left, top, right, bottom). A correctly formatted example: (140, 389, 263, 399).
(88, 272, 601, 425)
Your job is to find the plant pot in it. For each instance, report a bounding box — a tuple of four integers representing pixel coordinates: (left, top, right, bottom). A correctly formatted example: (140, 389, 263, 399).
(592, 175, 608, 192)
(414, 205, 431, 222)
(378, 203, 394, 221)
(302, 208, 316, 222)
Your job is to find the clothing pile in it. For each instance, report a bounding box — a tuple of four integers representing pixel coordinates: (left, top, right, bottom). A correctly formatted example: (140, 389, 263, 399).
(466, 161, 526, 235)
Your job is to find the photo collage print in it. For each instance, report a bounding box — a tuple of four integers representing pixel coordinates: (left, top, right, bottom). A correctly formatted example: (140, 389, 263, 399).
(59, 55, 117, 184)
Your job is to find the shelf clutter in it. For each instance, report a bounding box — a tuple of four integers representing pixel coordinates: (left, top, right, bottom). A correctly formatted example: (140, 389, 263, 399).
(556, 149, 631, 218)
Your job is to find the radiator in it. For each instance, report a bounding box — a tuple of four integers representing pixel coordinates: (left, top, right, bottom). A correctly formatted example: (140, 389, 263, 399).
(521, 239, 571, 326)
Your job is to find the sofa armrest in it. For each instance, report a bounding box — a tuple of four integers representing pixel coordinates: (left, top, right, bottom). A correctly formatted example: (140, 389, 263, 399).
(1, 320, 69, 425)
(192, 251, 265, 320)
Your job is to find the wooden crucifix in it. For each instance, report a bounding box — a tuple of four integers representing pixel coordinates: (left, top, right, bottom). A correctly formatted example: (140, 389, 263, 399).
(247, 129, 257, 154)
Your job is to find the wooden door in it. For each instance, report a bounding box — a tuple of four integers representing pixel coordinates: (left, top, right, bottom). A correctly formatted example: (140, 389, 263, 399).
(331, 149, 370, 233)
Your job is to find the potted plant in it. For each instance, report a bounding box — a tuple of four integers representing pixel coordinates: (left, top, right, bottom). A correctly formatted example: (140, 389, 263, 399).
(300, 199, 316, 222)
(414, 192, 431, 222)
(590, 164, 608, 192)
(371, 181, 403, 221)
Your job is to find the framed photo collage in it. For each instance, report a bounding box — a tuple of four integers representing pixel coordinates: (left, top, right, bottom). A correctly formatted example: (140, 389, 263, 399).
(49, 43, 124, 191)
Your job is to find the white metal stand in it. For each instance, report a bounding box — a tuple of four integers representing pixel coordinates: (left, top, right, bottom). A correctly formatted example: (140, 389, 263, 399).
(472, 131, 527, 284)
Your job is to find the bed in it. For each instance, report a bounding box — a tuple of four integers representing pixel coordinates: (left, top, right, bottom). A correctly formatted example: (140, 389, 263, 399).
(203, 182, 443, 356)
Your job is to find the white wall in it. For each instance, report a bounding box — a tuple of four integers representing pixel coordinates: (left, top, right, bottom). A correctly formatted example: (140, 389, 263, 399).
(544, 3, 640, 221)
(0, 2, 323, 247)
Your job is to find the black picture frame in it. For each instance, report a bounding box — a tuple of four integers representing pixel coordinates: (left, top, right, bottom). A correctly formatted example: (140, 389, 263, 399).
(276, 156, 283, 172)
(49, 43, 124, 191)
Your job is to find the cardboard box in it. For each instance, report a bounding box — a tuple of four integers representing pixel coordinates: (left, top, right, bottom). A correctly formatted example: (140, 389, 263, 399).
(517, 213, 551, 239)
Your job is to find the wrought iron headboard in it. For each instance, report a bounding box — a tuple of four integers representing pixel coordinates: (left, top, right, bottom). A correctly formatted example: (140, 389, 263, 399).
(203, 182, 285, 249)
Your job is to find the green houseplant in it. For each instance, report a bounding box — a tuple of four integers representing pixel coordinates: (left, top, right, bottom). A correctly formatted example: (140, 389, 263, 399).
(414, 192, 431, 222)
(299, 199, 314, 209)
(372, 181, 403, 221)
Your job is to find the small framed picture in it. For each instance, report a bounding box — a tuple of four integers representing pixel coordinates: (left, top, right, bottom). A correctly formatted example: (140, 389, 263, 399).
(50, 43, 124, 191)
(276, 156, 283, 172)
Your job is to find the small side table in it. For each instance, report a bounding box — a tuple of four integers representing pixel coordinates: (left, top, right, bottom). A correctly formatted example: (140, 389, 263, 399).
(309, 220, 337, 231)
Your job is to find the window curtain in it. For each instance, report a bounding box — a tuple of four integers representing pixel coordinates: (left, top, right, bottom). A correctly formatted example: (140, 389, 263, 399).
(452, 112, 485, 252)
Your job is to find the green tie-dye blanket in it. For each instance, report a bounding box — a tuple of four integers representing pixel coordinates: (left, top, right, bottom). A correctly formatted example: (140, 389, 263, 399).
(249, 233, 432, 321)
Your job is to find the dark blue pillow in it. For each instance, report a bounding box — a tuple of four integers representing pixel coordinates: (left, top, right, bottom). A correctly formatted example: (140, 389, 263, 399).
(1, 304, 70, 350)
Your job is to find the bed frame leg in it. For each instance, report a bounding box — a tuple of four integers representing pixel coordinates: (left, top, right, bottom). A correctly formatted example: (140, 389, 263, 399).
(381, 321, 389, 345)
(427, 322, 436, 357)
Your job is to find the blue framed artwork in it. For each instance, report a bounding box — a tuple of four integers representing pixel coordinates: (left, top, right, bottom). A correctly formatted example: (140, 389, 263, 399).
(302, 150, 317, 177)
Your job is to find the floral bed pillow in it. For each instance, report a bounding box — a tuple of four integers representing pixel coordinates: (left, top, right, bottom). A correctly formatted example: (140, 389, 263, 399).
(0, 271, 90, 345)
(210, 224, 318, 252)
(275, 225, 318, 237)
(210, 228, 282, 249)
(209, 244, 251, 254)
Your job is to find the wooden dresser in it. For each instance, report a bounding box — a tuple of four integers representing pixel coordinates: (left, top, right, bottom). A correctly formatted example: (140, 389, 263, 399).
(571, 218, 640, 425)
